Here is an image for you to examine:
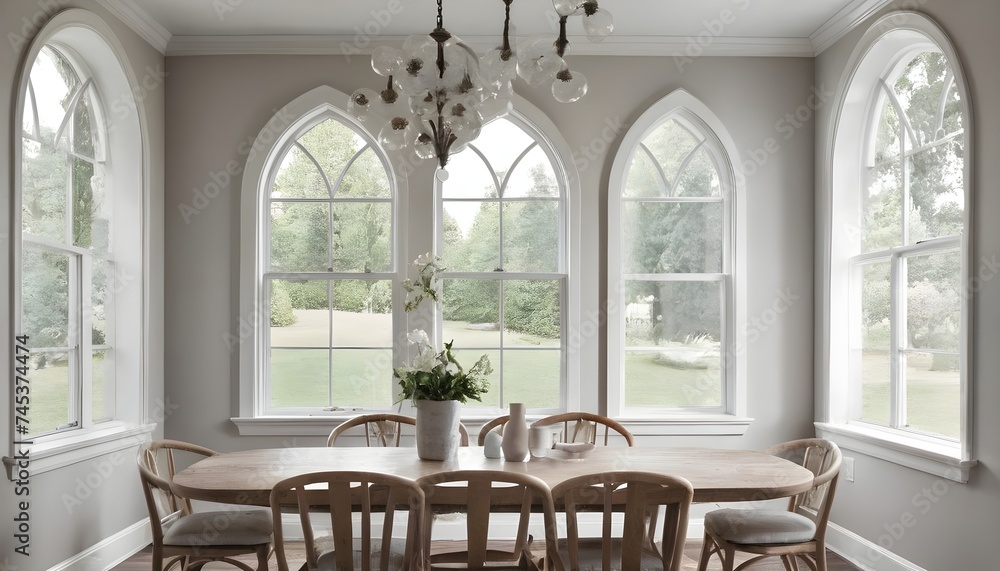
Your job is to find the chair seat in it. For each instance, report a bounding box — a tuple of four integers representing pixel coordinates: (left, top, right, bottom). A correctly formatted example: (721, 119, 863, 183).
(313, 536, 409, 570)
(704, 508, 816, 545)
(162, 509, 273, 546)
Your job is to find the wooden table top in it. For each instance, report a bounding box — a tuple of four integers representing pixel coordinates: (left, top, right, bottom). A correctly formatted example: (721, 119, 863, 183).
(172, 446, 814, 505)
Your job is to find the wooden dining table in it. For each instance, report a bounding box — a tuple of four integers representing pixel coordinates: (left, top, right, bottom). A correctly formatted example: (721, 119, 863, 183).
(172, 446, 814, 506)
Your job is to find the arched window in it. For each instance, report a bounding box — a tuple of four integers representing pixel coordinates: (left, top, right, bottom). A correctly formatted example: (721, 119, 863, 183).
(609, 90, 745, 420)
(13, 10, 146, 450)
(238, 90, 578, 425)
(437, 116, 567, 412)
(823, 12, 973, 480)
(20, 44, 111, 435)
(257, 99, 396, 414)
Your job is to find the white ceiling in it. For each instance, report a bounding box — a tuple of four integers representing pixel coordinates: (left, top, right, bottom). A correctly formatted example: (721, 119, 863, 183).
(99, 0, 892, 56)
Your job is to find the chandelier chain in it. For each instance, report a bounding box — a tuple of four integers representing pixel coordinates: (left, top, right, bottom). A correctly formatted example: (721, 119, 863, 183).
(349, 0, 613, 174)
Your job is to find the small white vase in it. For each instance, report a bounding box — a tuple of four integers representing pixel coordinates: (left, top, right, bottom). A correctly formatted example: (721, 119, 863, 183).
(415, 399, 462, 461)
(501, 402, 529, 462)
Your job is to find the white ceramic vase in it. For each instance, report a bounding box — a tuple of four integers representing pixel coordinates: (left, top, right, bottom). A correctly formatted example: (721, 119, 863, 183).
(415, 399, 462, 461)
(501, 402, 529, 462)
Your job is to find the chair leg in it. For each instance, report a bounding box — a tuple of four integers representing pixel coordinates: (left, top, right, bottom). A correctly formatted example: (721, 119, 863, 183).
(697, 532, 714, 571)
(781, 554, 796, 571)
(721, 546, 736, 571)
(816, 548, 828, 571)
(256, 544, 271, 571)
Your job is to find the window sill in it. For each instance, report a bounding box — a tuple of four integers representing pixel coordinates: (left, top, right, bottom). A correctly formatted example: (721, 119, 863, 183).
(232, 416, 357, 436)
(3, 422, 155, 480)
(619, 415, 753, 436)
(232, 415, 753, 437)
(815, 422, 975, 483)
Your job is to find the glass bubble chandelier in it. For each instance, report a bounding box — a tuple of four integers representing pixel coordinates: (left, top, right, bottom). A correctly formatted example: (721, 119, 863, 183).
(348, 0, 613, 180)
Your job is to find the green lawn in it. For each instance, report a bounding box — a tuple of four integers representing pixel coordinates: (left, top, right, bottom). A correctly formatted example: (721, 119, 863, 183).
(20, 353, 107, 436)
(25, 322, 957, 440)
(623, 352, 721, 409)
(861, 351, 960, 439)
(270, 325, 961, 439)
(270, 346, 562, 410)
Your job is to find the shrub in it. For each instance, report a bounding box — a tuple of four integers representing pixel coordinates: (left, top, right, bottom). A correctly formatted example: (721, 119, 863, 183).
(270, 283, 297, 327)
(286, 281, 328, 309)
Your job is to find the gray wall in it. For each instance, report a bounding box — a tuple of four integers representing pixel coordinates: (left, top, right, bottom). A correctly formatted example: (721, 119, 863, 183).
(9, 1, 998, 568)
(815, 0, 1000, 568)
(0, 1, 164, 568)
(163, 52, 815, 452)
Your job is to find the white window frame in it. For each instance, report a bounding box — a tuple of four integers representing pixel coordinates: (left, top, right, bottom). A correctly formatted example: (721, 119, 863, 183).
(818, 11, 975, 482)
(21, 44, 113, 436)
(236, 85, 404, 423)
(434, 112, 570, 417)
(608, 89, 748, 434)
(5, 9, 152, 478)
(261, 113, 397, 416)
(234, 92, 581, 435)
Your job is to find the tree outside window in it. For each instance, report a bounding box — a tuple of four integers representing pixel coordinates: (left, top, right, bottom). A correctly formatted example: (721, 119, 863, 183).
(617, 115, 729, 412)
(264, 117, 396, 412)
(438, 118, 566, 412)
(20, 45, 115, 436)
(852, 51, 964, 440)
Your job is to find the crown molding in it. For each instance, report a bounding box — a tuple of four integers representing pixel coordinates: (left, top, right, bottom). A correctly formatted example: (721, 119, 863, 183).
(90, 0, 889, 59)
(166, 34, 816, 58)
(94, 0, 171, 54)
(810, 0, 893, 55)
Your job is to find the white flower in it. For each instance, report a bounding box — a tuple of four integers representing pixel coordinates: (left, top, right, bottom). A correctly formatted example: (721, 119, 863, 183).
(413, 252, 436, 267)
(407, 329, 431, 347)
(411, 347, 438, 372)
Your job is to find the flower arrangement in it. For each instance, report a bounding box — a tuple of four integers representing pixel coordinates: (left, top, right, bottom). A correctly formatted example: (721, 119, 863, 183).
(396, 254, 492, 403)
(401, 252, 446, 312)
(394, 329, 492, 403)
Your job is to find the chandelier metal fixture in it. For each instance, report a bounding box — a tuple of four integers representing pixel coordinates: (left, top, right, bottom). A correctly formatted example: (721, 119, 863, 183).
(348, 0, 613, 180)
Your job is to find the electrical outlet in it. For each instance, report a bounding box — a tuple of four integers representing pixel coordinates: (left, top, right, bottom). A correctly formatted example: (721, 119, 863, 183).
(844, 456, 855, 482)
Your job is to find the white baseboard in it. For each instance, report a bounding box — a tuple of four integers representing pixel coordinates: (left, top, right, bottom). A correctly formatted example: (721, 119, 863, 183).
(48, 518, 151, 571)
(825, 522, 926, 571)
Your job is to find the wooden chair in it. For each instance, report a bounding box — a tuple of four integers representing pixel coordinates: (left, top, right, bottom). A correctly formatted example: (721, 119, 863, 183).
(476, 415, 510, 446)
(546, 471, 693, 571)
(137, 439, 273, 571)
(532, 414, 669, 562)
(417, 470, 563, 571)
(270, 470, 425, 571)
(530, 412, 635, 447)
(697, 439, 843, 571)
(327, 413, 470, 447)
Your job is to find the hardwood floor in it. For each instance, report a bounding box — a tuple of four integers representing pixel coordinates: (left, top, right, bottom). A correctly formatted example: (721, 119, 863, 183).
(112, 540, 861, 570)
